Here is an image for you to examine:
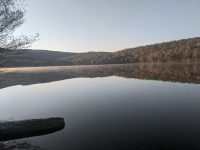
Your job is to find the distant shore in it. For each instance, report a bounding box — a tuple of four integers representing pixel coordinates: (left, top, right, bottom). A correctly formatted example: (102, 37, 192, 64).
(0, 37, 199, 67)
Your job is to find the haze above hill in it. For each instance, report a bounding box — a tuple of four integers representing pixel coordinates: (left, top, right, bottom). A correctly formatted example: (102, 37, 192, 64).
(0, 37, 200, 67)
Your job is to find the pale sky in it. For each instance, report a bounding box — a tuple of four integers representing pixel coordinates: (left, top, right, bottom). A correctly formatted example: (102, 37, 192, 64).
(15, 0, 200, 52)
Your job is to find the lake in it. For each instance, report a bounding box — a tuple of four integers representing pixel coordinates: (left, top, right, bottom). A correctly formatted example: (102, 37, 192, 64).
(0, 63, 200, 150)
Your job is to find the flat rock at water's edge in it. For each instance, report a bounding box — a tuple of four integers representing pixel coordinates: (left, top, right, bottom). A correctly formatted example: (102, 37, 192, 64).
(0, 117, 65, 141)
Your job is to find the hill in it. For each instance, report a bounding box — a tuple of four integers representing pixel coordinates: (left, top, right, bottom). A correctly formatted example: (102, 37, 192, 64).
(66, 37, 200, 65)
(0, 37, 200, 67)
(0, 49, 77, 67)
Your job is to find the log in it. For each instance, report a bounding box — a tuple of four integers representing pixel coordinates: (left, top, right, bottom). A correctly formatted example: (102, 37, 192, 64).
(0, 118, 65, 141)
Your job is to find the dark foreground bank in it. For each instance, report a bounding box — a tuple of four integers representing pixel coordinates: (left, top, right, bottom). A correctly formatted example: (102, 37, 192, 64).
(0, 118, 65, 141)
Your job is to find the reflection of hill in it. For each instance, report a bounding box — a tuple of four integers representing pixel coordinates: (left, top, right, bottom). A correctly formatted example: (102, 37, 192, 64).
(0, 63, 199, 89)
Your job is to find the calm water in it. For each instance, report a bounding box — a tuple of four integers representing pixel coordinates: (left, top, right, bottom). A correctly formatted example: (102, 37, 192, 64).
(0, 63, 200, 150)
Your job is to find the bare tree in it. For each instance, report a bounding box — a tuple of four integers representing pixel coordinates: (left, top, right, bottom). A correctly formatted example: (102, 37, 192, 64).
(0, 0, 39, 52)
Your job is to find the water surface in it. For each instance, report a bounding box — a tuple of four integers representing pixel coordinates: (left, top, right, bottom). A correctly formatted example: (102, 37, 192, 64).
(0, 63, 200, 150)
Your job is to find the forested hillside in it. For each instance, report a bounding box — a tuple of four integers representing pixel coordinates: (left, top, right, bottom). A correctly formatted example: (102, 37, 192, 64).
(114, 37, 200, 63)
(0, 37, 200, 67)
(66, 37, 200, 65)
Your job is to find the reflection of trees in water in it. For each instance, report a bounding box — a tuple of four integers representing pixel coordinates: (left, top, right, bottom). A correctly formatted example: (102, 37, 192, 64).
(111, 63, 200, 84)
(0, 140, 45, 150)
(0, 63, 199, 89)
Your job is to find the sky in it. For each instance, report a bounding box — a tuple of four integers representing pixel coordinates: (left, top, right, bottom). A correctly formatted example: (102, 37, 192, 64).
(15, 0, 200, 52)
